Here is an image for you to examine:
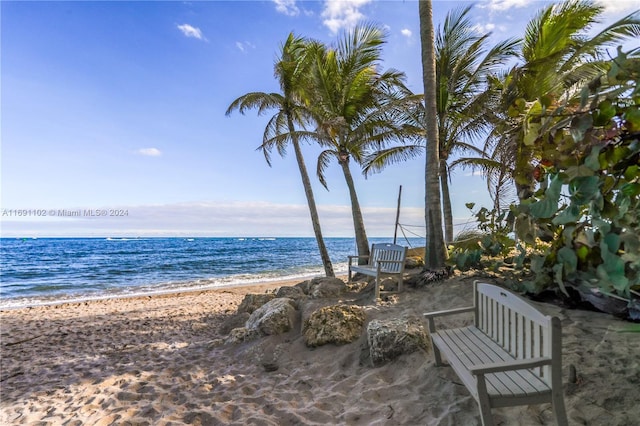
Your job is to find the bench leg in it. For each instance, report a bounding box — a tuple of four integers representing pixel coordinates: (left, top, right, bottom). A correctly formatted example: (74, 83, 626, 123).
(476, 376, 495, 426)
(374, 275, 381, 300)
(552, 389, 568, 426)
(431, 343, 444, 366)
(397, 275, 403, 293)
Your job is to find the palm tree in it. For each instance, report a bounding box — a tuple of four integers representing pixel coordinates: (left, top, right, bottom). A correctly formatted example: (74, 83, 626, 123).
(301, 24, 415, 261)
(419, 0, 447, 269)
(226, 33, 335, 277)
(363, 6, 519, 244)
(434, 6, 519, 242)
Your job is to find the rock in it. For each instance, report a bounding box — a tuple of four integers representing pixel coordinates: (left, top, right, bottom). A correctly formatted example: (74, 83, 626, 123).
(276, 286, 307, 307)
(219, 312, 250, 335)
(308, 277, 347, 299)
(246, 298, 297, 336)
(225, 327, 261, 344)
(405, 256, 424, 269)
(303, 304, 366, 347)
(207, 339, 225, 348)
(236, 293, 276, 315)
(367, 316, 431, 366)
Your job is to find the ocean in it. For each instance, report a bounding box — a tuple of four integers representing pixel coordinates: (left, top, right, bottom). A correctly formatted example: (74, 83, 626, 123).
(0, 237, 423, 309)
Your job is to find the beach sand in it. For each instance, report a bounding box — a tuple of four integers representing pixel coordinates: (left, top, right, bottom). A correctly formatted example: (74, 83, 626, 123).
(1, 274, 639, 425)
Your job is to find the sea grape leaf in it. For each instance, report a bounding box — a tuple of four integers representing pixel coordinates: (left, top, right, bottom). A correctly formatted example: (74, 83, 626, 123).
(593, 100, 616, 126)
(599, 240, 630, 295)
(625, 107, 640, 132)
(569, 176, 600, 204)
(620, 183, 640, 197)
(624, 165, 639, 181)
(603, 233, 621, 254)
(565, 165, 595, 179)
(529, 175, 562, 218)
(570, 114, 593, 143)
(558, 246, 578, 274)
(553, 204, 580, 225)
(584, 145, 602, 171)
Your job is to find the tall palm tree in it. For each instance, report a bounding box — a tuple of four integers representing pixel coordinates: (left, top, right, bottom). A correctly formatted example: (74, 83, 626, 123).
(226, 33, 335, 277)
(434, 6, 519, 242)
(419, 0, 447, 269)
(301, 24, 415, 261)
(363, 6, 519, 243)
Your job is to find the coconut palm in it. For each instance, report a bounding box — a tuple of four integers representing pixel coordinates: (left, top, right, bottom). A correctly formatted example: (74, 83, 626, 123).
(364, 6, 519, 243)
(300, 23, 416, 261)
(226, 33, 335, 277)
(419, 0, 447, 269)
(434, 6, 520, 242)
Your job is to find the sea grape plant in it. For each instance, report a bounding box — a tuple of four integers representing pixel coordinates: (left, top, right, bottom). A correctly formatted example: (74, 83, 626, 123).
(513, 49, 639, 299)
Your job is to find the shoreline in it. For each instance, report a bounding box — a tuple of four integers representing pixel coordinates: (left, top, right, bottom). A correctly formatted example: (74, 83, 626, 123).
(0, 272, 349, 311)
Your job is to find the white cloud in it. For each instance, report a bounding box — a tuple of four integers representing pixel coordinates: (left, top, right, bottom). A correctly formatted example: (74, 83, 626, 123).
(137, 148, 162, 157)
(472, 22, 497, 35)
(177, 23, 207, 41)
(321, 0, 373, 34)
(401, 28, 412, 38)
(273, 0, 300, 16)
(482, 0, 532, 11)
(595, 0, 640, 16)
(464, 170, 484, 177)
(235, 41, 256, 52)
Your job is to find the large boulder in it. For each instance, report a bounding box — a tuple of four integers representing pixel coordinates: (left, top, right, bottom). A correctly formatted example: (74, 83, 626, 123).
(218, 312, 250, 335)
(367, 316, 431, 366)
(307, 277, 347, 299)
(246, 297, 297, 336)
(275, 286, 307, 307)
(237, 293, 276, 315)
(303, 304, 366, 347)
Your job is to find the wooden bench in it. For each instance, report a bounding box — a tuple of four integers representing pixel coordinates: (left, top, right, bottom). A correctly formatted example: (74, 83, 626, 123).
(423, 281, 567, 426)
(348, 243, 408, 300)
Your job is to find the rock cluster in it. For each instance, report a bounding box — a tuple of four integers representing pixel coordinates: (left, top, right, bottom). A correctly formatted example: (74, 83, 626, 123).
(224, 275, 430, 366)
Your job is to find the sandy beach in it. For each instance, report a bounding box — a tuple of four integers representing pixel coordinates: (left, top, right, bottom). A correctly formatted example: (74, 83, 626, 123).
(1, 274, 639, 425)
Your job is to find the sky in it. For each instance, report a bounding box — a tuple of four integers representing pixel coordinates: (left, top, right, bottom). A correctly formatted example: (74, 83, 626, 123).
(1, 0, 639, 238)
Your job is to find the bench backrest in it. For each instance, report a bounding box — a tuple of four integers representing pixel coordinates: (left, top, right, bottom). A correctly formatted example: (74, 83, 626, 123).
(370, 243, 407, 273)
(474, 281, 561, 384)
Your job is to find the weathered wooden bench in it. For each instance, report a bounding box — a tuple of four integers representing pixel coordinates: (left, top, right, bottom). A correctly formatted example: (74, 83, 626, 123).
(423, 281, 567, 426)
(348, 243, 408, 300)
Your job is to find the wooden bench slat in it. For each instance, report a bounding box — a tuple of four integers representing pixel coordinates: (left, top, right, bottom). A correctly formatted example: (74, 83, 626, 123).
(439, 327, 550, 398)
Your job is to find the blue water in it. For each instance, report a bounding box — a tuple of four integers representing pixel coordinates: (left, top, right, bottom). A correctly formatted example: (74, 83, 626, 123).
(0, 237, 423, 309)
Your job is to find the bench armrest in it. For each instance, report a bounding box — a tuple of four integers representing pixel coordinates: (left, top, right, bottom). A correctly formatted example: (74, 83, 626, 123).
(469, 357, 552, 375)
(348, 255, 370, 263)
(423, 306, 475, 319)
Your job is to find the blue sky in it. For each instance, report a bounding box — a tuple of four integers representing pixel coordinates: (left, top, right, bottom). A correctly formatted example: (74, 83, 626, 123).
(1, 0, 638, 238)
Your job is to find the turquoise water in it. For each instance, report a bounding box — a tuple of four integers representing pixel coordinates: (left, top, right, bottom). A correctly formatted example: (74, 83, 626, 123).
(0, 237, 422, 308)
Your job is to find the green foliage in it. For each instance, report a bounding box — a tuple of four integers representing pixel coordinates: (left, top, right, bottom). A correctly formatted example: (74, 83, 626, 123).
(512, 49, 640, 299)
(447, 204, 518, 272)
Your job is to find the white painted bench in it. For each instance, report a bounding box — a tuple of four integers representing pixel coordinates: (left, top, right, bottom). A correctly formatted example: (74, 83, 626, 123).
(423, 281, 567, 426)
(348, 243, 408, 300)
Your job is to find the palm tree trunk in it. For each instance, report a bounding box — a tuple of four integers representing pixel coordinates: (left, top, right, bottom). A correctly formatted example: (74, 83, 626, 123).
(440, 159, 454, 244)
(419, 0, 447, 269)
(288, 118, 335, 277)
(339, 157, 370, 264)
